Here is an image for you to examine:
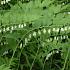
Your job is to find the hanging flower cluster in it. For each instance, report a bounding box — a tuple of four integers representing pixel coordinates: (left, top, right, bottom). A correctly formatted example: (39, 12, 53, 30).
(0, 23, 27, 33)
(1, 0, 11, 5)
(20, 26, 70, 48)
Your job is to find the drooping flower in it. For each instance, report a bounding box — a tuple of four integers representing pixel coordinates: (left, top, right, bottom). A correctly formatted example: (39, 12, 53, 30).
(56, 28, 59, 32)
(33, 31, 36, 37)
(11, 26, 14, 30)
(68, 12, 70, 14)
(64, 27, 67, 31)
(54, 36, 57, 40)
(43, 28, 46, 34)
(3, 28, 6, 32)
(48, 29, 51, 34)
(24, 23, 26, 27)
(29, 34, 32, 38)
(25, 38, 28, 45)
(18, 24, 21, 28)
(14, 25, 17, 29)
(63, 36, 66, 39)
(61, 28, 64, 31)
(38, 30, 41, 35)
(53, 28, 56, 31)
(6, 27, 9, 31)
(21, 24, 23, 28)
(61, 36, 63, 39)
(0, 30, 1, 33)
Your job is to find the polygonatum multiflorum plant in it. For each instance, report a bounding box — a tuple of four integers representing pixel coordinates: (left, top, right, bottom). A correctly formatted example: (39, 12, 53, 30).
(0, 0, 70, 70)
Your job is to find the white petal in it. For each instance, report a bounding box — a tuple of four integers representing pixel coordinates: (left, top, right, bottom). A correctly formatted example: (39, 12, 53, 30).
(0, 30, 2, 33)
(38, 30, 41, 35)
(68, 27, 70, 30)
(1, 1, 4, 5)
(47, 39, 50, 42)
(3, 1, 6, 4)
(25, 38, 28, 45)
(48, 29, 51, 34)
(3, 51, 8, 55)
(61, 36, 63, 39)
(29, 34, 32, 38)
(43, 28, 46, 34)
(56, 51, 59, 53)
(21, 24, 23, 28)
(64, 27, 67, 31)
(14, 25, 17, 29)
(24, 23, 26, 26)
(61, 28, 64, 31)
(6, 0, 10, 2)
(54, 36, 57, 40)
(6, 27, 9, 31)
(63, 36, 66, 39)
(49, 38, 52, 41)
(68, 12, 70, 14)
(66, 35, 68, 39)
(56, 37, 59, 40)
(18, 24, 21, 28)
(33, 32, 36, 37)
(56, 28, 59, 32)
(53, 28, 56, 31)
(11, 26, 14, 30)
(3, 28, 6, 32)
(20, 43, 23, 48)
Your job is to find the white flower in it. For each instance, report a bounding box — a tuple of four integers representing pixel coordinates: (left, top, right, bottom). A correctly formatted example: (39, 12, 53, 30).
(68, 12, 70, 14)
(64, 27, 67, 31)
(61, 36, 63, 39)
(66, 35, 68, 39)
(63, 36, 66, 39)
(11, 26, 14, 30)
(48, 29, 51, 34)
(53, 28, 56, 31)
(62, 3, 65, 5)
(49, 38, 52, 41)
(56, 28, 59, 32)
(6, 0, 10, 3)
(54, 36, 57, 40)
(47, 39, 50, 42)
(46, 52, 52, 60)
(25, 38, 28, 45)
(3, 28, 6, 32)
(6, 27, 9, 31)
(56, 37, 59, 40)
(1, 1, 4, 5)
(33, 32, 36, 37)
(0, 30, 1, 33)
(24, 23, 26, 26)
(1, 42, 3, 46)
(21, 24, 23, 28)
(56, 51, 59, 53)
(38, 30, 41, 35)
(29, 34, 32, 38)
(3, 0, 5, 4)
(1, 1, 6, 4)
(3, 51, 8, 55)
(43, 28, 46, 34)
(20, 43, 23, 48)
(68, 26, 70, 30)
(61, 28, 64, 31)
(18, 24, 21, 28)
(14, 25, 17, 29)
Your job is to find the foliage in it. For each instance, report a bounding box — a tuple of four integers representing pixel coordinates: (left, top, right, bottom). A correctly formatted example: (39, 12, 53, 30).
(0, 0, 70, 70)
